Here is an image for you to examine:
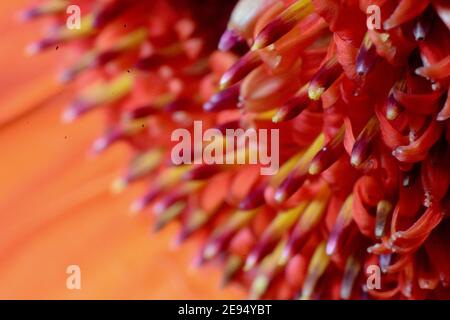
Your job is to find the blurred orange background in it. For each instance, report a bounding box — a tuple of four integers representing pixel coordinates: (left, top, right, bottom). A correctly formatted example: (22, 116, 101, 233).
(0, 1, 244, 299)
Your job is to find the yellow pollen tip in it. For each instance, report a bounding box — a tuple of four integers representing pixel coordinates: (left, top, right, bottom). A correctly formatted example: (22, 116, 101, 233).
(308, 162, 320, 175)
(251, 39, 264, 51)
(308, 86, 324, 101)
(386, 108, 398, 121)
(244, 255, 257, 271)
(350, 154, 361, 167)
(219, 78, 230, 90)
(111, 178, 127, 194)
(380, 33, 390, 42)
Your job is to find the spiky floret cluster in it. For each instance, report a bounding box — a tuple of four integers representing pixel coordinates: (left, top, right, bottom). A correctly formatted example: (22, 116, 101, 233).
(24, 0, 450, 299)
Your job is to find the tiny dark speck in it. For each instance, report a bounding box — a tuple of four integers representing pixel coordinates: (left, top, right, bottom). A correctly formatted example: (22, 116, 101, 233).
(64, 136, 67, 139)
(124, 24, 127, 28)
(56, 46, 59, 50)
(127, 70, 130, 73)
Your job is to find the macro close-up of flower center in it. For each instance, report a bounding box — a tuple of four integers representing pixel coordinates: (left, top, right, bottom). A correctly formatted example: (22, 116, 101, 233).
(4, 0, 450, 300)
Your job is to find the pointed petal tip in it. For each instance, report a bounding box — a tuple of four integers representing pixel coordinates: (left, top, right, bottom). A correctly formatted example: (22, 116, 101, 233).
(111, 178, 127, 194)
(273, 189, 286, 204)
(17, 9, 35, 22)
(219, 75, 232, 90)
(308, 162, 320, 175)
(130, 200, 145, 214)
(249, 275, 269, 300)
(59, 70, 74, 84)
(386, 108, 399, 121)
(203, 243, 219, 261)
(325, 239, 336, 256)
(272, 111, 283, 123)
(243, 254, 257, 271)
(61, 108, 77, 123)
(250, 39, 264, 51)
(91, 137, 109, 154)
(218, 29, 243, 52)
(350, 153, 362, 168)
(308, 86, 324, 101)
(25, 42, 41, 56)
(437, 112, 450, 121)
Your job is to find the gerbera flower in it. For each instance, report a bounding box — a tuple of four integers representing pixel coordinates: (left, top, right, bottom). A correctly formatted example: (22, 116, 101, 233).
(20, 0, 450, 299)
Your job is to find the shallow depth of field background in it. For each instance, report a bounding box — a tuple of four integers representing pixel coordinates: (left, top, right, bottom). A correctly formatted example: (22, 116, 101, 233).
(0, 1, 244, 299)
